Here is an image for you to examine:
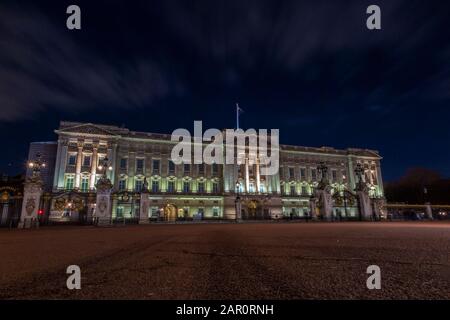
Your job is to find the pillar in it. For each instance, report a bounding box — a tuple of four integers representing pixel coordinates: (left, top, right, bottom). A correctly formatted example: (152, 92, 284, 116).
(75, 143, 83, 189)
(18, 179, 43, 228)
(139, 190, 150, 224)
(90, 145, 98, 190)
(95, 178, 113, 226)
(1, 203, 8, 226)
(356, 190, 373, 221)
(245, 158, 249, 193)
(425, 203, 433, 220)
(256, 158, 261, 194)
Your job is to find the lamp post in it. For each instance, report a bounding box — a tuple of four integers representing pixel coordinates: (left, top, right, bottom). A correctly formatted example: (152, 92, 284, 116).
(97, 156, 112, 179)
(28, 152, 46, 178)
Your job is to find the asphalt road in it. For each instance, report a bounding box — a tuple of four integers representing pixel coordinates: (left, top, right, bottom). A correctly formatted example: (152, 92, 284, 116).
(0, 222, 448, 299)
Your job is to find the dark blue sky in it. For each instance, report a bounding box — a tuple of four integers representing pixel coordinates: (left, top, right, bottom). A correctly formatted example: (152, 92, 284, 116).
(1, 0, 450, 181)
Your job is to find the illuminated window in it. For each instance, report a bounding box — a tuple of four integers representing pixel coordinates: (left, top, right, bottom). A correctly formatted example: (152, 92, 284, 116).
(118, 179, 126, 191)
(80, 177, 89, 192)
(183, 181, 190, 193)
(301, 185, 307, 195)
(290, 184, 296, 195)
(152, 180, 159, 193)
(167, 181, 175, 193)
(135, 179, 143, 192)
(65, 176, 74, 190)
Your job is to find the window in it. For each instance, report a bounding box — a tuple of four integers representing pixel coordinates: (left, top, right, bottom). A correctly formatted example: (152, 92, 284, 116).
(152, 160, 160, 175)
(212, 163, 218, 176)
(183, 181, 190, 193)
(136, 159, 144, 171)
(198, 182, 205, 193)
(81, 177, 89, 192)
(290, 184, 296, 195)
(118, 179, 127, 191)
(198, 163, 205, 175)
(332, 170, 337, 182)
(116, 207, 124, 218)
(301, 185, 307, 195)
(68, 154, 77, 166)
(151, 207, 159, 218)
(120, 158, 127, 170)
(151, 180, 159, 193)
(167, 180, 175, 193)
(168, 160, 175, 174)
(249, 183, 255, 193)
(289, 167, 295, 179)
(65, 176, 74, 190)
(184, 164, 190, 174)
(83, 155, 91, 167)
(300, 168, 306, 180)
(311, 168, 317, 181)
(135, 179, 143, 192)
(212, 182, 219, 193)
(213, 207, 220, 217)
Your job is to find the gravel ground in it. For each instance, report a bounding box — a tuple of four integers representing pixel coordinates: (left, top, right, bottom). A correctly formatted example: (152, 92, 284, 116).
(0, 222, 448, 300)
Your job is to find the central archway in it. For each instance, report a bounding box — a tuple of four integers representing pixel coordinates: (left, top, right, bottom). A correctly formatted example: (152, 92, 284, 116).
(164, 204, 177, 222)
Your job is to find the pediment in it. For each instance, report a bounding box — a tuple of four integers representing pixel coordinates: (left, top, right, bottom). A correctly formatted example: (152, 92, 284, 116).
(57, 123, 116, 137)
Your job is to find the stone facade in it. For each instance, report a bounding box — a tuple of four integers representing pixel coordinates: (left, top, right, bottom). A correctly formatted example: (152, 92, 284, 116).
(34, 121, 384, 223)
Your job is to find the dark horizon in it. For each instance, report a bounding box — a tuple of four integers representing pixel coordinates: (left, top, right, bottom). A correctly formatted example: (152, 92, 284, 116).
(1, 0, 450, 181)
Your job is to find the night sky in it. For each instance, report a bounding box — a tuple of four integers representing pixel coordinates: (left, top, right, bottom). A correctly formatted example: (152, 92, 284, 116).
(1, 0, 450, 181)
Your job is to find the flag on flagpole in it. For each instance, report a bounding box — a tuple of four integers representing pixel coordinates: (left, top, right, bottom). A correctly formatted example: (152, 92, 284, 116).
(236, 103, 244, 129)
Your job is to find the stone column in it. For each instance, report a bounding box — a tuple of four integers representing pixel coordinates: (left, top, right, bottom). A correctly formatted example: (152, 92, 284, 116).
(256, 158, 261, 194)
(53, 140, 63, 189)
(356, 190, 373, 220)
(316, 189, 333, 220)
(425, 203, 433, 220)
(90, 145, 98, 190)
(56, 140, 68, 189)
(94, 177, 113, 226)
(235, 195, 242, 222)
(245, 158, 249, 193)
(1, 203, 8, 226)
(18, 179, 43, 229)
(75, 143, 83, 189)
(139, 181, 150, 224)
(309, 197, 318, 220)
(375, 162, 384, 197)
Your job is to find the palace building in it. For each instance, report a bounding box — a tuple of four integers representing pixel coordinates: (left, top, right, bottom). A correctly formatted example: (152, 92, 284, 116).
(24, 121, 385, 225)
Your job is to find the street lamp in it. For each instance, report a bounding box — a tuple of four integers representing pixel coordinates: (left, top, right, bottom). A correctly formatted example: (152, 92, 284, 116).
(28, 152, 46, 178)
(98, 156, 112, 178)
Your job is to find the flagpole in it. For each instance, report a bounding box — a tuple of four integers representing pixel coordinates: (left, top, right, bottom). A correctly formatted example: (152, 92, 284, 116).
(236, 103, 239, 129)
